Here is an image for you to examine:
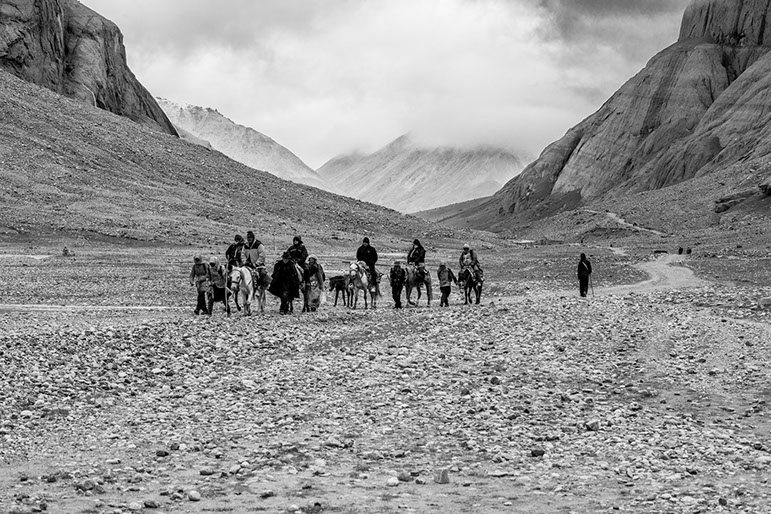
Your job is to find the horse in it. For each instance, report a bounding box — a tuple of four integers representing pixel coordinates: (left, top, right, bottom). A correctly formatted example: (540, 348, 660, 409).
(328, 275, 348, 307)
(459, 267, 483, 305)
(229, 266, 254, 315)
(348, 261, 378, 309)
(405, 264, 432, 306)
(229, 266, 269, 315)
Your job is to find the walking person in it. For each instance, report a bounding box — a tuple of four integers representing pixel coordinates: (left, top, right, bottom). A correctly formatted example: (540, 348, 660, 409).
(577, 253, 593, 297)
(207, 257, 228, 315)
(189, 255, 210, 315)
(437, 262, 458, 307)
(268, 251, 301, 314)
(305, 255, 326, 311)
(389, 261, 407, 308)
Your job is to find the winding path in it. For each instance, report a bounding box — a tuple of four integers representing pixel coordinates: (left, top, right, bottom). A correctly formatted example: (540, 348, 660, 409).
(600, 253, 708, 296)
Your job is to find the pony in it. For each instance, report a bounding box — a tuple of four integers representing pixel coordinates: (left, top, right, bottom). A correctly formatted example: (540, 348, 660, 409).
(229, 266, 269, 315)
(405, 264, 432, 306)
(348, 261, 378, 309)
(458, 267, 483, 305)
(328, 275, 348, 307)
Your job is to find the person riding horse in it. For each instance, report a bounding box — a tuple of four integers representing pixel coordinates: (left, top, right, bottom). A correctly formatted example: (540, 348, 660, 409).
(287, 235, 309, 279)
(356, 237, 380, 295)
(226, 234, 245, 269)
(407, 239, 427, 281)
(243, 231, 268, 285)
(459, 243, 483, 281)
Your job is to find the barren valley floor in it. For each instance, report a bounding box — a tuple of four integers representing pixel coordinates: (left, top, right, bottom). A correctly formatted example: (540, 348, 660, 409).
(1, 242, 770, 514)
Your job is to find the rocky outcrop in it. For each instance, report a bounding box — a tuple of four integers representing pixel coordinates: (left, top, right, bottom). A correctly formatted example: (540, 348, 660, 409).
(318, 134, 526, 213)
(0, 0, 176, 135)
(157, 98, 326, 189)
(465, 0, 771, 230)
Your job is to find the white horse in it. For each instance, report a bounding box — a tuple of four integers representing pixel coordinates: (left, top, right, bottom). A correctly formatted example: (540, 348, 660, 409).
(348, 261, 377, 309)
(229, 266, 267, 315)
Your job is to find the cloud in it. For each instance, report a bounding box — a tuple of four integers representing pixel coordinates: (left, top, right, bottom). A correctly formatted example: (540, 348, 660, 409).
(82, 0, 690, 169)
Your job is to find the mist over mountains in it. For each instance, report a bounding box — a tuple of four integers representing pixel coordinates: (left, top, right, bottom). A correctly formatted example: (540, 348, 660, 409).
(318, 135, 526, 213)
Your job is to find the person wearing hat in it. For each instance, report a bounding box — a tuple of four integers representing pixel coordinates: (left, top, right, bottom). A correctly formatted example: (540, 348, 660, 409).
(226, 234, 245, 269)
(268, 251, 301, 314)
(189, 255, 210, 315)
(356, 237, 380, 295)
(243, 231, 266, 269)
(437, 261, 458, 307)
(207, 256, 228, 315)
(389, 260, 407, 308)
(459, 243, 482, 280)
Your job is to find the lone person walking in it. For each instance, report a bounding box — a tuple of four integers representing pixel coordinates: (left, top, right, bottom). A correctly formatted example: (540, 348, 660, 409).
(577, 253, 592, 297)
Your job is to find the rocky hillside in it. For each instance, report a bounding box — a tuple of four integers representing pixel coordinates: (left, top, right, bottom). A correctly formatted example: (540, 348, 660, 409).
(452, 0, 771, 232)
(317, 135, 525, 213)
(0, 69, 455, 249)
(157, 98, 326, 189)
(0, 0, 176, 136)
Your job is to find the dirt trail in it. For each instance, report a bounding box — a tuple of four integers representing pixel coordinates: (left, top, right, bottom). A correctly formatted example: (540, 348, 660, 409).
(600, 253, 707, 296)
(583, 209, 668, 237)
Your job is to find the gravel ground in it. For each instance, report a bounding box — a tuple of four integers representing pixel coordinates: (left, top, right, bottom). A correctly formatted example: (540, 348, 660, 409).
(1, 243, 770, 513)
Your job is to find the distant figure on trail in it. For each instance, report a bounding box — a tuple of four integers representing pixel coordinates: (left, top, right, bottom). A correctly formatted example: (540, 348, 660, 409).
(389, 261, 407, 309)
(226, 234, 245, 268)
(459, 243, 483, 282)
(437, 262, 458, 307)
(189, 255, 210, 315)
(356, 237, 380, 295)
(407, 239, 426, 265)
(577, 253, 592, 297)
(269, 251, 301, 314)
(305, 255, 326, 312)
(207, 257, 228, 315)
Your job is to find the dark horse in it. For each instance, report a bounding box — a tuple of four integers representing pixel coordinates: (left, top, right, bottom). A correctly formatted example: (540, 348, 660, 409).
(405, 264, 432, 306)
(459, 267, 482, 305)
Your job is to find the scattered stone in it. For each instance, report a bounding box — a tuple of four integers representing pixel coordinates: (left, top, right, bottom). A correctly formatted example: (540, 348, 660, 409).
(188, 490, 201, 501)
(386, 477, 400, 487)
(434, 469, 450, 484)
(585, 419, 600, 431)
(144, 500, 160, 508)
(531, 448, 545, 458)
(260, 490, 276, 499)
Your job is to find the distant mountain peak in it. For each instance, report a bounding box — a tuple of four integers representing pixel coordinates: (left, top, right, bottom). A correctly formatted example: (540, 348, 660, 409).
(318, 135, 526, 212)
(156, 98, 326, 190)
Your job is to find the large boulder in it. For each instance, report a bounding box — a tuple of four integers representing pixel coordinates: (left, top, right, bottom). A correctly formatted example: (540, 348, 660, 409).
(0, 0, 176, 135)
(466, 0, 771, 229)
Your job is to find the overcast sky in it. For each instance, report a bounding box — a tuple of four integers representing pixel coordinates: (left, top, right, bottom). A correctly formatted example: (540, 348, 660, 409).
(82, 0, 691, 169)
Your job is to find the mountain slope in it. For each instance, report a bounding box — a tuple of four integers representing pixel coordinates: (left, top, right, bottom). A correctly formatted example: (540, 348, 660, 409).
(0, 69, 449, 248)
(454, 0, 771, 231)
(0, 0, 176, 135)
(157, 98, 326, 189)
(317, 135, 525, 213)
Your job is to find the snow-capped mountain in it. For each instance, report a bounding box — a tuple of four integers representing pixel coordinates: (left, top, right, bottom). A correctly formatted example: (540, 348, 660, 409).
(157, 98, 325, 189)
(317, 134, 526, 212)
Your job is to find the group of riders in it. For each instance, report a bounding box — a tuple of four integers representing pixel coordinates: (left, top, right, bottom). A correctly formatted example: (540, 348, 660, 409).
(190, 231, 484, 315)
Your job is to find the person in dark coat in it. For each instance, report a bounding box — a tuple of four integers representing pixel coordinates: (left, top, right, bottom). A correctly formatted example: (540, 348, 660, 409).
(437, 262, 458, 307)
(269, 251, 301, 314)
(577, 253, 592, 297)
(389, 261, 407, 309)
(226, 234, 245, 268)
(287, 235, 309, 276)
(407, 239, 426, 265)
(356, 237, 379, 294)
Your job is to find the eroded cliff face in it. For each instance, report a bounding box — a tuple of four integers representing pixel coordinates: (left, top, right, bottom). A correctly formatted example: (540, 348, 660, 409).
(0, 0, 176, 135)
(485, 0, 771, 227)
